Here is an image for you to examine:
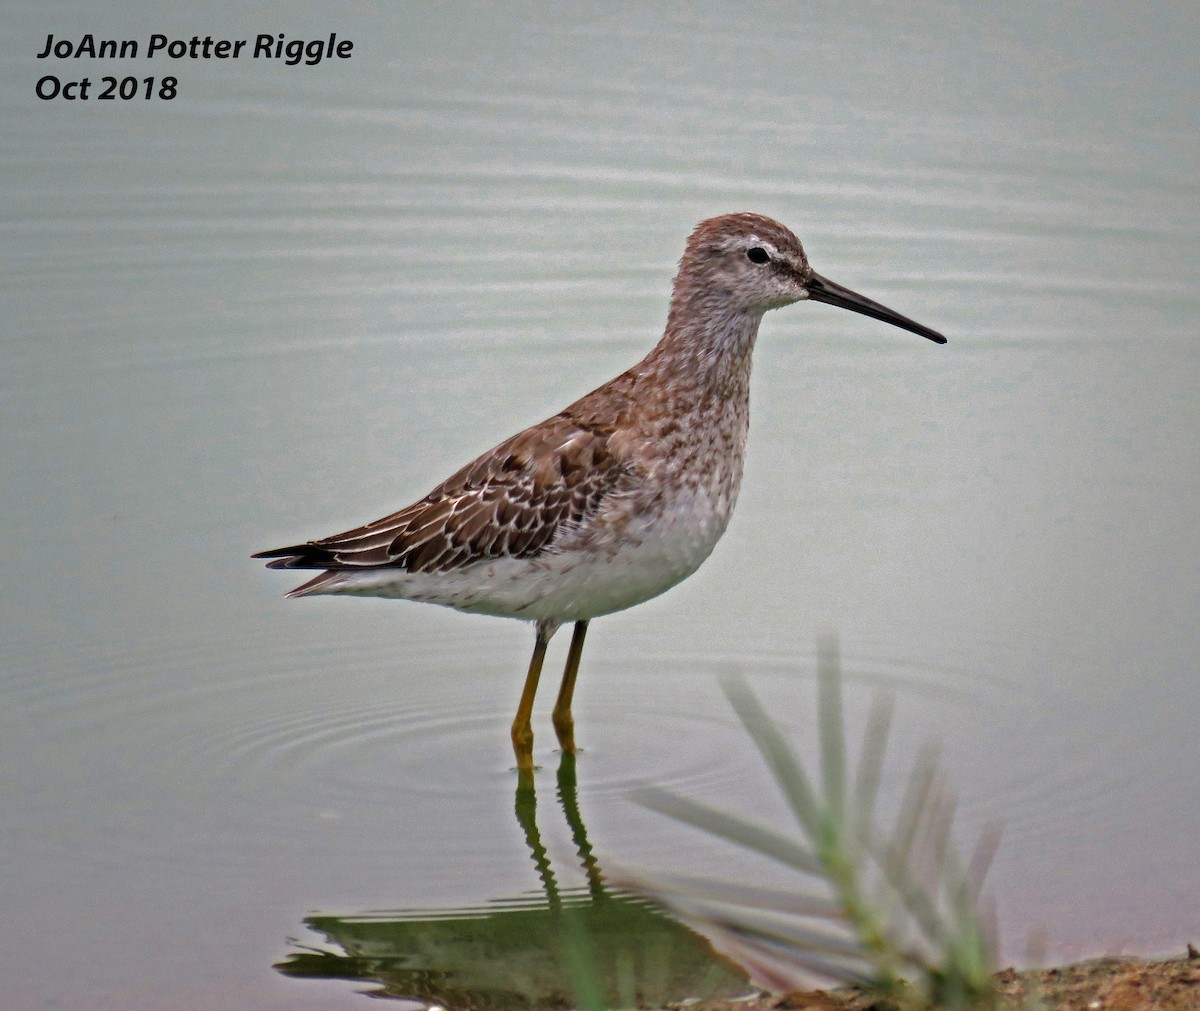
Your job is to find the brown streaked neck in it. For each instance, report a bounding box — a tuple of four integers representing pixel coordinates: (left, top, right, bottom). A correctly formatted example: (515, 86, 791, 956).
(640, 284, 766, 402)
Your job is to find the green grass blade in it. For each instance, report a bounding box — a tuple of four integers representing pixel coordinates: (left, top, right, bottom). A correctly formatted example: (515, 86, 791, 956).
(721, 674, 822, 838)
(852, 694, 894, 847)
(818, 634, 847, 823)
(632, 786, 823, 877)
(616, 870, 844, 921)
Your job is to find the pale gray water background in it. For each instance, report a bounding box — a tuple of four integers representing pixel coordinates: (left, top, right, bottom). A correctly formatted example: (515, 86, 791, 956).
(3, 2, 1199, 1007)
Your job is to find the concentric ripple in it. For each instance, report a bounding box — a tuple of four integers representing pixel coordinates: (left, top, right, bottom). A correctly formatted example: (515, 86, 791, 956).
(1, 618, 1180, 952)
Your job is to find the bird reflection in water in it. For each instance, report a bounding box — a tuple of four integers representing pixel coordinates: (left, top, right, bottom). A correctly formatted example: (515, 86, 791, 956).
(275, 753, 751, 1009)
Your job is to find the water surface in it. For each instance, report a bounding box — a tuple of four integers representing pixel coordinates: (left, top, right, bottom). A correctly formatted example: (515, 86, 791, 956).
(3, 2, 1199, 1008)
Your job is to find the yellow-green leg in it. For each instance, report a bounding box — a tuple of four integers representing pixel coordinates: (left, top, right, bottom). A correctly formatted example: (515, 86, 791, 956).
(511, 620, 557, 770)
(552, 620, 589, 753)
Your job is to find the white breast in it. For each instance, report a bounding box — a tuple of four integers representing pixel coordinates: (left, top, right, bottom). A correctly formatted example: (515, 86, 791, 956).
(317, 479, 738, 624)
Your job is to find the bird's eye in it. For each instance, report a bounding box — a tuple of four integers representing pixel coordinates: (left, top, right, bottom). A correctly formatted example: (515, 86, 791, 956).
(746, 247, 770, 264)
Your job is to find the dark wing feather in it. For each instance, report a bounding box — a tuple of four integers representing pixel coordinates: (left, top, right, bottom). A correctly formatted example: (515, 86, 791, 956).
(253, 412, 635, 575)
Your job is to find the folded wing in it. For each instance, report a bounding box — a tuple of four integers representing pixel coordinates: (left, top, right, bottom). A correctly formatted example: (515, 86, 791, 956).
(253, 413, 636, 580)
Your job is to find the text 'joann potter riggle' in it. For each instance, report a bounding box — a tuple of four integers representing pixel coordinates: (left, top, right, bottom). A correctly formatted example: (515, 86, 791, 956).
(36, 33, 354, 66)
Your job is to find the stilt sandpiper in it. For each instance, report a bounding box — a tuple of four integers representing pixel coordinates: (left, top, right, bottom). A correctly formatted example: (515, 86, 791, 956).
(255, 213, 946, 768)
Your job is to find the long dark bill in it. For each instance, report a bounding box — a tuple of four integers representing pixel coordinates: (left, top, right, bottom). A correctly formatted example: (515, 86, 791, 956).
(807, 271, 947, 344)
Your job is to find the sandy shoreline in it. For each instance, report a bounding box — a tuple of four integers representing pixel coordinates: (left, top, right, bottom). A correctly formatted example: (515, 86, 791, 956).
(683, 950, 1200, 1011)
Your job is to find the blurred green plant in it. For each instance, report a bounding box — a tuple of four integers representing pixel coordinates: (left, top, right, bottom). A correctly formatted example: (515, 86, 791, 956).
(629, 637, 998, 1010)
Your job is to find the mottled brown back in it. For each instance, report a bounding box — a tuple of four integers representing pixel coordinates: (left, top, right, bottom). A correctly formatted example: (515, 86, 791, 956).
(254, 411, 636, 574)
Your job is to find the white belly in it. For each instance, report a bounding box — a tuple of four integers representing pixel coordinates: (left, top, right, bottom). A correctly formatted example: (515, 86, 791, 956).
(313, 483, 735, 623)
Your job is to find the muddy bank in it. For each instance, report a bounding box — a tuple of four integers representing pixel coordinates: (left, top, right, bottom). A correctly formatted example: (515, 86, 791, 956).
(686, 950, 1200, 1011)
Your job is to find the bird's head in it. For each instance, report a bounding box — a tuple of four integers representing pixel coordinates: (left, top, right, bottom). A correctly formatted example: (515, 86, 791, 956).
(676, 212, 947, 344)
